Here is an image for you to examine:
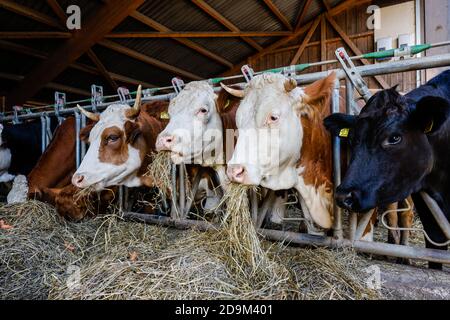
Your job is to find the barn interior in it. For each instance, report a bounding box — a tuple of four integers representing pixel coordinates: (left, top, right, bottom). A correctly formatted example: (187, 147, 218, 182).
(1, 0, 450, 301)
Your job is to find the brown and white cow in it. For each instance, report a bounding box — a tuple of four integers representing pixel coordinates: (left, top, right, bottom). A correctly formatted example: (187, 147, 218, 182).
(223, 72, 335, 232)
(154, 81, 240, 209)
(72, 86, 169, 191)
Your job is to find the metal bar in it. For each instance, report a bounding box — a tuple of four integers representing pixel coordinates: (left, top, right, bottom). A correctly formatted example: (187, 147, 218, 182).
(354, 210, 375, 240)
(170, 164, 178, 219)
(122, 212, 450, 265)
(250, 189, 258, 225)
(421, 192, 450, 240)
(256, 190, 276, 229)
(40, 115, 46, 153)
(74, 111, 81, 168)
(179, 164, 185, 217)
(2, 53, 450, 124)
(184, 168, 203, 217)
(332, 78, 343, 240)
(80, 113, 87, 159)
(345, 77, 358, 241)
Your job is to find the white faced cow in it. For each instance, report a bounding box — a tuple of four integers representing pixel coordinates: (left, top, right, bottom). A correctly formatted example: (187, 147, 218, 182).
(72, 86, 168, 191)
(223, 73, 336, 232)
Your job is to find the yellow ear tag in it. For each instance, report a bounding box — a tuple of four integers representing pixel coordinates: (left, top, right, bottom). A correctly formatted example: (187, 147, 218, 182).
(424, 120, 433, 134)
(160, 111, 170, 120)
(223, 99, 230, 110)
(339, 128, 350, 138)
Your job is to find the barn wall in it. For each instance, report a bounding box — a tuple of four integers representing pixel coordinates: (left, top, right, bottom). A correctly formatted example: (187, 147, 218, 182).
(249, 1, 418, 92)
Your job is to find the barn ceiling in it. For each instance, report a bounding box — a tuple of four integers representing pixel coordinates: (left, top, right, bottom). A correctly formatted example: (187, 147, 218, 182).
(0, 0, 402, 109)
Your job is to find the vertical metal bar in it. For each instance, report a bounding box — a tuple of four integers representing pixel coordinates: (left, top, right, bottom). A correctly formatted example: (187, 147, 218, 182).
(415, 0, 422, 88)
(420, 192, 450, 240)
(40, 115, 46, 153)
(80, 113, 87, 159)
(74, 111, 81, 168)
(170, 164, 178, 219)
(251, 189, 258, 226)
(123, 187, 129, 212)
(118, 186, 124, 211)
(184, 168, 203, 217)
(345, 77, 358, 241)
(178, 164, 185, 217)
(332, 78, 343, 240)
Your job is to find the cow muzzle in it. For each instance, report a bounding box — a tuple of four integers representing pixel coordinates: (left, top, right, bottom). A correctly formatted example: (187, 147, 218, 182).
(72, 173, 86, 188)
(335, 187, 362, 212)
(156, 134, 176, 151)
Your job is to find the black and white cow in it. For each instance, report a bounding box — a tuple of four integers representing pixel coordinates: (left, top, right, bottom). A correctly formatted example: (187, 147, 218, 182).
(324, 70, 450, 269)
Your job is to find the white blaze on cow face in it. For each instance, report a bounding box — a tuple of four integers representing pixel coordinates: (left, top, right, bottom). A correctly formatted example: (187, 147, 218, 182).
(72, 104, 142, 191)
(227, 73, 305, 190)
(155, 81, 224, 165)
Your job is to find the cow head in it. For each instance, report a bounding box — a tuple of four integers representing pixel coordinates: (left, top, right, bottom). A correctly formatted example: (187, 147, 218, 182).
(72, 86, 144, 191)
(224, 73, 312, 190)
(155, 81, 224, 165)
(324, 87, 450, 212)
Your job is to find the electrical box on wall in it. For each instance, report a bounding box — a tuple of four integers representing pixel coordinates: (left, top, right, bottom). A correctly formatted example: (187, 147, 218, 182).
(376, 37, 393, 61)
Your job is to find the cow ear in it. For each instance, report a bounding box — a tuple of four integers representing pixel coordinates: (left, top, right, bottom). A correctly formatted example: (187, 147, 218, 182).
(323, 113, 357, 138)
(80, 123, 95, 142)
(410, 96, 450, 134)
(124, 120, 141, 144)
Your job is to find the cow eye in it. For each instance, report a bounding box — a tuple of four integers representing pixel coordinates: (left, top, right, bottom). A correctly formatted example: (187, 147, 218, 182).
(199, 107, 208, 114)
(267, 114, 279, 124)
(107, 135, 119, 142)
(384, 134, 402, 146)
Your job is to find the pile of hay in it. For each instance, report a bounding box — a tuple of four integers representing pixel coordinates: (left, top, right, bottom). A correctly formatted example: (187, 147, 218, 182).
(0, 200, 384, 300)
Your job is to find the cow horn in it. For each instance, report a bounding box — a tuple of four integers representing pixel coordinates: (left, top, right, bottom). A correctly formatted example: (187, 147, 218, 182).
(127, 85, 142, 118)
(284, 78, 297, 92)
(77, 104, 99, 122)
(220, 82, 245, 98)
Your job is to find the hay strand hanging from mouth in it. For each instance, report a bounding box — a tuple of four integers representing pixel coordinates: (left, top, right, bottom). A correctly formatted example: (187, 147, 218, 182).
(144, 151, 173, 197)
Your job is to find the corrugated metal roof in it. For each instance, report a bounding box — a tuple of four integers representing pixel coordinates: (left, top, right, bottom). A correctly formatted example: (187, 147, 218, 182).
(1, 0, 352, 104)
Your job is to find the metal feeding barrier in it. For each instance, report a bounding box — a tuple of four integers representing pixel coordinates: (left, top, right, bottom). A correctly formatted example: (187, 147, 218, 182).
(2, 43, 450, 266)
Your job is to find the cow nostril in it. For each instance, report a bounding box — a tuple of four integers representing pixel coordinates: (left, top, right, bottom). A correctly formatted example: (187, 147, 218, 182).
(75, 175, 84, 184)
(343, 193, 354, 208)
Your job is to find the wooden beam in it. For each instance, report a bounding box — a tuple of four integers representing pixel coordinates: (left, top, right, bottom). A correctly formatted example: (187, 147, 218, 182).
(191, 0, 263, 51)
(0, 40, 157, 89)
(290, 16, 321, 65)
(46, 0, 67, 24)
(0, 0, 61, 28)
(325, 13, 390, 89)
(0, 72, 91, 97)
(270, 31, 374, 54)
(0, 32, 71, 39)
(130, 11, 232, 68)
(320, 15, 327, 71)
(220, 0, 372, 76)
(321, 0, 332, 12)
(106, 31, 293, 38)
(87, 49, 118, 91)
(99, 39, 202, 80)
(295, 0, 313, 30)
(262, 0, 293, 31)
(6, 0, 145, 108)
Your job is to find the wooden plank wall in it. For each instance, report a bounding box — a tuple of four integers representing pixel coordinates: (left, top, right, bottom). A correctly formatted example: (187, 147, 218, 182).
(250, 1, 417, 93)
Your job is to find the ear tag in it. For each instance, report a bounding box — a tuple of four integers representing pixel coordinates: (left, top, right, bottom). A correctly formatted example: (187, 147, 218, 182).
(160, 111, 170, 120)
(223, 99, 230, 110)
(339, 128, 350, 138)
(424, 120, 433, 134)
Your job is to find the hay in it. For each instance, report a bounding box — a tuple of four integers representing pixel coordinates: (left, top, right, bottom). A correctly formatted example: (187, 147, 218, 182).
(0, 200, 384, 300)
(144, 151, 172, 197)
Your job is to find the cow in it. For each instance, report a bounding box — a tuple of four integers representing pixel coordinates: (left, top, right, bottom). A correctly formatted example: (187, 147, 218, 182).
(222, 72, 336, 234)
(324, 70, 450, 269)
(72, 86, 170, 191)
(154, 81, 240, 210)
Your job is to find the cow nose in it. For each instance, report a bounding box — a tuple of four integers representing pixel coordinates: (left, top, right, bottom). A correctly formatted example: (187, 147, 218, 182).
(156, 135, 175, 151)
(72, 174, 85, 188)
(335, 189, 359, 211)
(227, 165, 246, 183)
